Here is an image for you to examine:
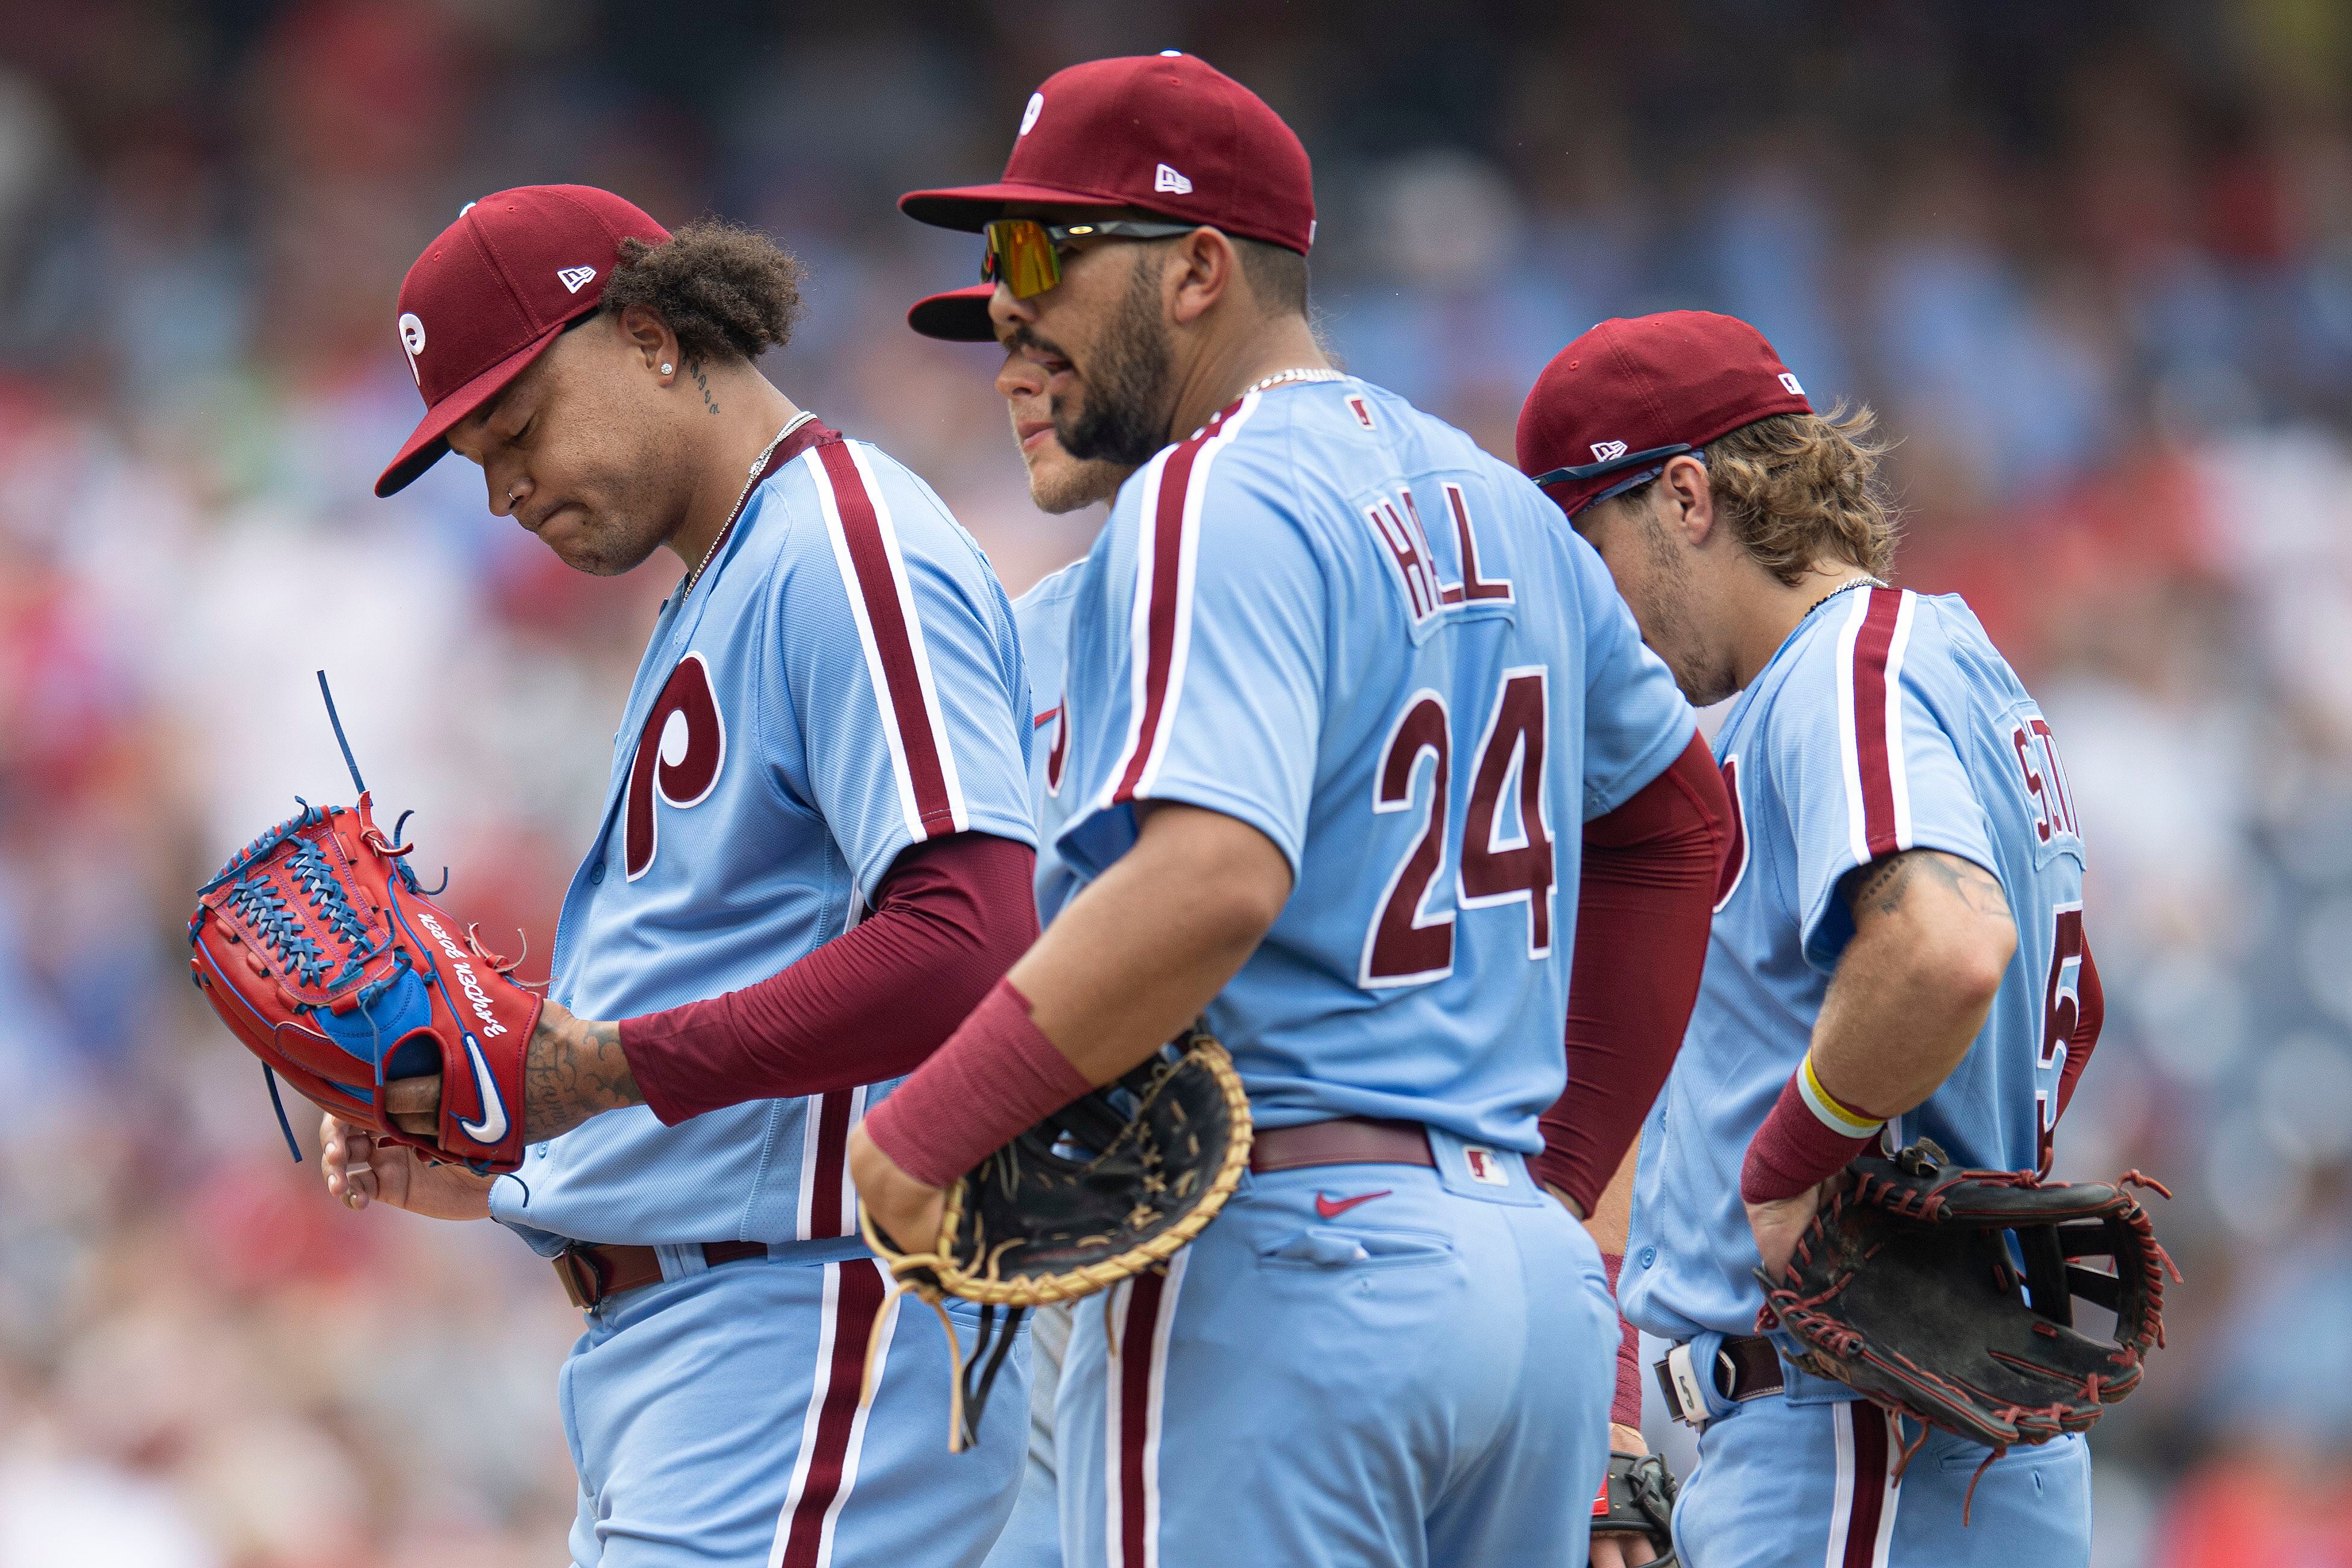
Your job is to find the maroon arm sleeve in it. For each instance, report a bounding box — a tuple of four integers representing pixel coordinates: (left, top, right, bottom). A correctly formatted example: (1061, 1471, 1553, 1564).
(618, 832, 1039, 1125)
(1532, 732, 1730, 1217)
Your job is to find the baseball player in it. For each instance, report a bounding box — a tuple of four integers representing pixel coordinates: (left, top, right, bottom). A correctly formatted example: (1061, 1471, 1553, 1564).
(904, 279, 1134, 1567)
(317, 186, 1042, 1567)
(853, 55, 1731, 1567)
(1517, 311, 2106, 1566)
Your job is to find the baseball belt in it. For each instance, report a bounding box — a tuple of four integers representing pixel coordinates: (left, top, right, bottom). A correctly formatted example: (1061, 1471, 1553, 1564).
(554, 1120, 1433, 1310)
(555, 1239, 770, 1309)
(1655, 1333, 1783, 1428)
(1249, 1116, 1435, 1172)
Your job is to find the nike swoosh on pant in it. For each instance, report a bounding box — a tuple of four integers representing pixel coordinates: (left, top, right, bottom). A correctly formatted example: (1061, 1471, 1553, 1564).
(1314, 1190, 1392, 1220)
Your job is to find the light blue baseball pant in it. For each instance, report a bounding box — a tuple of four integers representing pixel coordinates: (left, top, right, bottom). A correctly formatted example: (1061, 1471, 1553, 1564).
(557, 1248, 1028, 1567)
(1667, 1353, 2091, 1568)
(1054, 1133, 1616, 1568)
(982, 1301, 1069, 1567)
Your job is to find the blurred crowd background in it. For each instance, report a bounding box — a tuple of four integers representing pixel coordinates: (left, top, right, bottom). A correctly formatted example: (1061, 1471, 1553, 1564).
(2, 1, 2350, 1563)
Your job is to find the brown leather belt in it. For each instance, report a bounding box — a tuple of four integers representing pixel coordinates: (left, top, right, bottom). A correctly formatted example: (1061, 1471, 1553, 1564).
(555, 1239, 770, 1309)
(1250, 1116, 1435, 1174)
(1655, 1333, 1784, 1426)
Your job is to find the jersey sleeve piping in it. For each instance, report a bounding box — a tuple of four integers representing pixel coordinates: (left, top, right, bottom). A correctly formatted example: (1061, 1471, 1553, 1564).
(801, 438, 972, 843)
(1098, 390, 1263, 812)
(1835, 586, 1919, 864)
(742, 481, 826, 830)
(1801, 584, 1997, 964)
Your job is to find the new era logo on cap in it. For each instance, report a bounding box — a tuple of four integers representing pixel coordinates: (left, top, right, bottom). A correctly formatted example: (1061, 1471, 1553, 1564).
(1517, 310, 1816, 519)
(557, 265, 599, 294)
(897, 54, 1316, 256)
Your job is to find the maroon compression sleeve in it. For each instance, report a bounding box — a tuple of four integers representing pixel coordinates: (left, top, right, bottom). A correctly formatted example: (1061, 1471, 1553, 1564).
(619, 832, 1040, 1124)
(861, 977, 1093, 1189)
(1602, 1252, 1644, 1431)
(1533, 732, 1730, 1218)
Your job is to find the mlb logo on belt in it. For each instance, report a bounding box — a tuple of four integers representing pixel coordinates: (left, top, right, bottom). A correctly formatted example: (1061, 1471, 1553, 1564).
(1463, 1146, 1509, 1186)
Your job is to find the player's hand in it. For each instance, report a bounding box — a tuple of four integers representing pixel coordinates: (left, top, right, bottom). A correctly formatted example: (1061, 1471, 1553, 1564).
(379, 1074, 440, 1136)
(847, 1124, 946, 1251)
(1745, 1182, 1824, 1280)
(1590, 1531, 1660, 1567)
(320, 1112, 494, 1221)
(1589, 1429, 1666, 1567)
(1542, 1180, 1588, 1220)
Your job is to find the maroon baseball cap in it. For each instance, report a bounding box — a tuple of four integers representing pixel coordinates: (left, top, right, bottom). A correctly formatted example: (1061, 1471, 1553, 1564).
(899, 52, 1315, 254)
(375, 185, 670, 497)
(1516, 311, 1814, 518)
(908, 283, 997, 343)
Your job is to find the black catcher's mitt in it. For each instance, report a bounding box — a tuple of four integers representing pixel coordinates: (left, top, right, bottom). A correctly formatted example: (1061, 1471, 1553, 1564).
(1757, 1139, 2177, 1496)
(1590, 1450, 1678, 1565)
(861, 1027, 1251, 1450)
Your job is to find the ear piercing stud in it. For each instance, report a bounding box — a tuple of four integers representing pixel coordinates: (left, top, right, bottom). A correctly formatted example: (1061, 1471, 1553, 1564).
(660, 362, 674, 375)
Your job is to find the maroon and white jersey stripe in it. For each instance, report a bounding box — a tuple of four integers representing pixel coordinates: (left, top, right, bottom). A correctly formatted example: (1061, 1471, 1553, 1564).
(794, 1084, 867, 1242)
(1834, 587, 1918, 865)
(1100, 394, 1262, 811)
(768, 1259, 894, 1568)
(806, 439, 970, 841)
(1103, 1254, 1188, 1567)
(1825, 1402, 1902, 1568)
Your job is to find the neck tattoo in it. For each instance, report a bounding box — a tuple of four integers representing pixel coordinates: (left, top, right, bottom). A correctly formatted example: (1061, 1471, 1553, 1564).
(687, 412, 815, 596)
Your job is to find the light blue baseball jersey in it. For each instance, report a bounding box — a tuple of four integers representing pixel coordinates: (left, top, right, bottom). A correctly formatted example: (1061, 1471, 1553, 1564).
(1623, 585, 2090, 1342)
(1051, 377, 1696, 1151)
(1013, 562, 1087, 929)
(489, 422, 1036, 1255)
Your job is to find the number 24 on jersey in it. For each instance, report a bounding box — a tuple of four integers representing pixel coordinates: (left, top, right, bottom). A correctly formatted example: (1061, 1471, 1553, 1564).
(1360, 668, 1554, 987)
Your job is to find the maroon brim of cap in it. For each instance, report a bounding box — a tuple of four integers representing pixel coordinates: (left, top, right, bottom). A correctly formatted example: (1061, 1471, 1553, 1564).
(908, 284, 997, 343)
(374, 319, 569, 498)
(899, 180, 1134, 232)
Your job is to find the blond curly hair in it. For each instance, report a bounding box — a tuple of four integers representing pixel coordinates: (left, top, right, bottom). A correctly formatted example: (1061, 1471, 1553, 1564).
(1700, 404, 1898, 584)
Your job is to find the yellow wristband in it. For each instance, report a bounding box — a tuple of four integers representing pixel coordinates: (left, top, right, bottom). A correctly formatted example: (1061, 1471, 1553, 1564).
(1797, 1052, 1883, 1136)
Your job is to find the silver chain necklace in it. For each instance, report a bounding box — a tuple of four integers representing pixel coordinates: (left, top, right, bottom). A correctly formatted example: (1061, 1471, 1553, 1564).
(1237, 366, 1347, 398)
(1803, 574, 1888, 621)
(686, 411, 815, 596)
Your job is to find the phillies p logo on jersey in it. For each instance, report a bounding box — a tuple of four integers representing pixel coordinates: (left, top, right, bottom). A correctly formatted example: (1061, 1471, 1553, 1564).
(625, 652, 726, 879)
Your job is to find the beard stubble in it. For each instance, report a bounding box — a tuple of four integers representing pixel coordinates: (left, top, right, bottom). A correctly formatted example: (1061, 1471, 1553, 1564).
(1054, 255, 1177, 469)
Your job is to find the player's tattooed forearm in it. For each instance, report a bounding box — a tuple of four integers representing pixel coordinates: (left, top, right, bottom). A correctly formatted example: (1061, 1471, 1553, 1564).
(688, 360, 719, 416)
(522, 1010, 643, 1142)
(1847, 849, 2009, 923)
